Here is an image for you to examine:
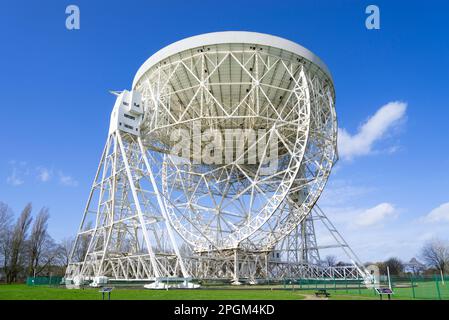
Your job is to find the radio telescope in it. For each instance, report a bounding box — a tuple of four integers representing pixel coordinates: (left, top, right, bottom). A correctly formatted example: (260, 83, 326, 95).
(66, 32, 371, 288)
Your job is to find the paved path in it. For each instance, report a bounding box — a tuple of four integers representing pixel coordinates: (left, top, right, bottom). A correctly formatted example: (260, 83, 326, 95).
(302, 294, 329, 300)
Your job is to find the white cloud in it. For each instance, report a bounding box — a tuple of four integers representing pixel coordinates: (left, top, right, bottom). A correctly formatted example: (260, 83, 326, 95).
(354, 203, 397, 227)
(320, 179, 373, 207)
(6, 168, 24, 186)
(319, 197, 449, 261)
(338, 101, 407, 160)
(59, 171, 78, 187)
(423, 202, 449, 223)
(6, 160, 29, 186)
(37, 167, 52, 182)
(310, 204, 405, 262)
(6, 161, 78, 187)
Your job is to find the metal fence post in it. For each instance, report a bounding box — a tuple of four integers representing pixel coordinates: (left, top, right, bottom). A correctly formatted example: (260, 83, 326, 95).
(444, 276, 449, 298)
(435, 275, 442, 300)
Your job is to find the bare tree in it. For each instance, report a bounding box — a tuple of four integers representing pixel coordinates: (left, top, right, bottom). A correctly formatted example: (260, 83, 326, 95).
(421, 239, 449, 273)
(34, 237, 61, 276)
(27, 207, 52, 277)
(1, 203, 84, 279)
(6, 203, 33, 283)
(72, 221, 93, 263)
(407, 257, 426, 275)
(0, 202, 12, 234)
(0, 203, 13, 282)
(336, 261, 351, 267)
(385, 257, 404, 275)
(323, 255, 337, 267)
(58, 237, 74, 267)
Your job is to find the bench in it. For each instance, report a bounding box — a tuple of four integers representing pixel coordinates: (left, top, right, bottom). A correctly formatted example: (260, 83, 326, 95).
(99, 287, 113, 300)
(375, 287, 394, 300)
(315, 289, 330, 298)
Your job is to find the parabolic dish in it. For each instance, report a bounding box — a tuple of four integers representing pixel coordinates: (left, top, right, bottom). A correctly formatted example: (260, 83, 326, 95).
(132, 31, 337, 251)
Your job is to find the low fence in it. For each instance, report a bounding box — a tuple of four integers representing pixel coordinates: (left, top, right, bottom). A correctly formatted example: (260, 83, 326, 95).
(389, 274, 449, 300)
(26, 276, 63, 286)
(282, 274, 449, 300)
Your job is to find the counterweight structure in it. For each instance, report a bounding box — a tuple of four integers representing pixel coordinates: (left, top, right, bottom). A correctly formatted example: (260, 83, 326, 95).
(66, 32, 371, 287)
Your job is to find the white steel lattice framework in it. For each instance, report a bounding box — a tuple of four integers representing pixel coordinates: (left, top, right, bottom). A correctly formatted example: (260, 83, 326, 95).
(66, 32, 372, 287)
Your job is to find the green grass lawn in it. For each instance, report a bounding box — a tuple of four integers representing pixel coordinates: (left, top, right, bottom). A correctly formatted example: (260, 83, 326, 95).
(1, 282, 447, 300)
(0, 284, 305, 300)
(301, 280, 449, 300)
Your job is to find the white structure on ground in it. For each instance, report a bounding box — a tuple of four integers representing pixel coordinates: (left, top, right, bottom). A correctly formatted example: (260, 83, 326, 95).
(65, 32, 372, 288)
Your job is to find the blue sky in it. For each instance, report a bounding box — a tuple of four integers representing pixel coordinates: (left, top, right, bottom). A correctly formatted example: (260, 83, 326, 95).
(0, 0, 448, 262)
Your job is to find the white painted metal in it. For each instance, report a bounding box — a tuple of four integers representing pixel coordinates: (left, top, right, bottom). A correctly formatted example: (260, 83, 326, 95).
(132, 31, 332, 88)
(66, 91, 191, 287)
(66, 31, 371, 287)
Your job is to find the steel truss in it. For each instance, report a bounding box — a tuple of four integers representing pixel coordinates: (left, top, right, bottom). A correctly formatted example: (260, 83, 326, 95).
(66, 36, 373, 287)
(176, 206, 369, 283)
(136, 46, 336, 252)
(66, 127, 195, 288)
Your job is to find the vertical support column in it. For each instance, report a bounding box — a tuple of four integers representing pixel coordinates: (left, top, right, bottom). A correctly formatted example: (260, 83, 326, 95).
(232, 249, 241, 285)
(265, 252, 269, 281)
(117, 132, 161, 279)
(138, 138, 190, 279)
(80, 135, 114, 277)
(66, 137, 110, 280)
(97, 132, 119, 277)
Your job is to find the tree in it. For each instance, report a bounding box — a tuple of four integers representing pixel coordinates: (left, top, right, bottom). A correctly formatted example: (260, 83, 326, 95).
(0, 202, 12, 235)
(336, 261, 351, 267)
(421, 239, 449, 273)
(27, 207, 61, 277)
(0, 203, 13, 282)
(384, 257, 404, 275)
(323, 255, 337, 267)
(27, 208, 49, 276)
(5, 203, 33, 283)
(74, 221, 92, 262)
(58, 237, 74, 268)
(406, 257, 426, 275)
(34, 237, 61, 276)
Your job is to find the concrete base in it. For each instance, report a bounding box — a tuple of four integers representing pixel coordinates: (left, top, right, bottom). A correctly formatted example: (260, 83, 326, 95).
(144, 281, 170, 290)
(89, 276, 108, 287)
(177, 281, 201, 289)
(72, 275, 85, 286)
(144, 281, 200, 289)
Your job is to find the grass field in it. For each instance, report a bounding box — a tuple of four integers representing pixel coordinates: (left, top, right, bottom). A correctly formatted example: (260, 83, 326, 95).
(0, 282, 447, 300)
(0, 285, 306, 300)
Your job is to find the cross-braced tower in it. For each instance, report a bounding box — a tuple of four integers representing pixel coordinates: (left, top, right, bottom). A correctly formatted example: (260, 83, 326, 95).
(66, 32, 373, 288)
(298, 215, 321, 264)
(66, 90, 196, 288)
